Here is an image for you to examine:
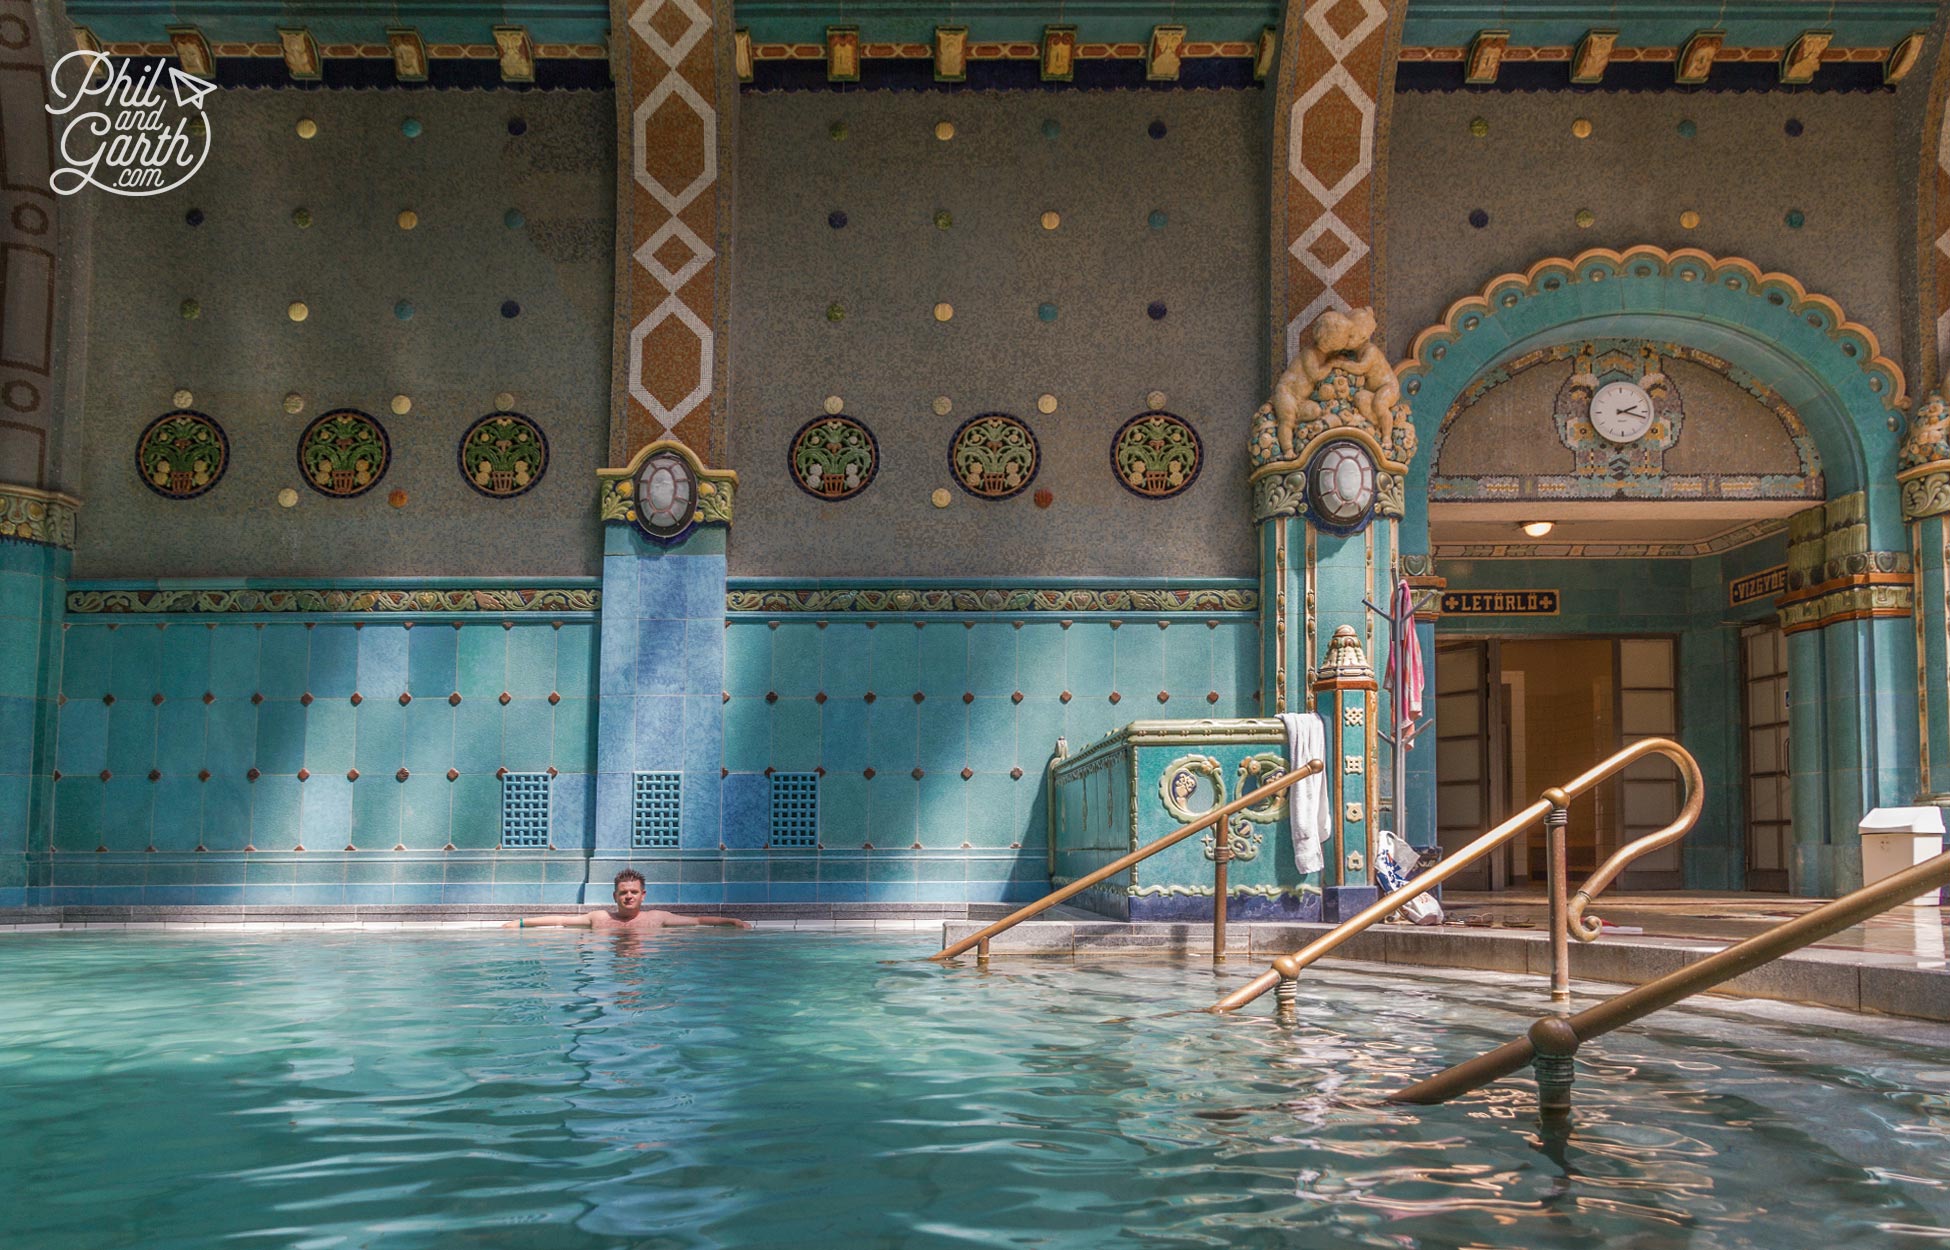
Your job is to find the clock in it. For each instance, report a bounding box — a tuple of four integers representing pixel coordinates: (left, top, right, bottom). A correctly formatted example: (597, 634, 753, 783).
(1589, 380, 1656, 444)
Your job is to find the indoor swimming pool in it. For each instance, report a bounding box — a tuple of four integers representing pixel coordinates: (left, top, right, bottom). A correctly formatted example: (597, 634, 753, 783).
(4, 930, 1947, 1249)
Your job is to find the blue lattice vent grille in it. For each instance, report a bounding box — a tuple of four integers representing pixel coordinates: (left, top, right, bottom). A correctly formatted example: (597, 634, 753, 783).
(500, 772, 553, 848)
(770, 772, 819, 847)
(633, 772, 683, 848)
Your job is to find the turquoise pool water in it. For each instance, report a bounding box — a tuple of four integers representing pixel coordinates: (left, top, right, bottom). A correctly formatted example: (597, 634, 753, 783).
(3, 931, 1949, 1249)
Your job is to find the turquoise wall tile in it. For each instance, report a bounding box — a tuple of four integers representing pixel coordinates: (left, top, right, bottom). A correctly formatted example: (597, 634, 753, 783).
(552, 698, 597, 772)
(1065, 698, 1121, 750)
(868, 777, 917, 846)
(357, 624, 410, 697)
(820, 701, 868, 773)
(202, 778, 249, 850)
(599, 613, 635, 696)
(633, 696, 684, 770)
(407, 624, 458, 696)
(158, 627, 211, 698)
(401, 701, 455, 775)
(821, 623, 871, 695)
(683, 619, 724, 695)
(252, 775, 302, 847)
(868, 624, 919, 693)
(104, 703, 156, 773)
(506, 627, 557, 698)
(109, 625, 162, 698)
(208, 626, 258, 696)
(964, 774, 1016, 846)
(60, 626, 109, 698)
(458, 627, 508, 697)
(1013, 772, 1049, 850)
(916, 700, 966, 772)
(52, 776, 99, 846)
(396, 775, 452, 849)
(1015, 698, 1064, 768)
(453, 774, 502, 849)
(771, 698, 821, 771)
(918, 774, 967, 846)
(352, 779, 402, 847)
(503, 700, 553, 772)
(967, 698, 1014, 772)
(453, 700, 502, 774)
(635, 619, 685, 694)
(307, 626, 358, 698)
(772, 623, 821, 696)
(151, 777, 202, 851)
(867, 701, 917, 770)
(354, 701, 404, 772)
(918, 624, 967, 695)
(0, 570, 37, 620)
(1066, 630, 1113, 695)
(0, 695, 30, 774)
(301, 777, 354, 845)
(721, 698, 768, 772)
(56, 700, 106, 774)
(556, 623, 597, 696)
(303, 700, 356, 773)
(551, 772, 592, 850)
(819, 773, 867, 842)
(257, 627, 308, 698)
(1163, 624, 1212, 695)
(1113, 626, 1165, 698)
(199, 701, 253, 775)
(682, 695, 722, 776)
(1017, 623, 1065, 691)
(722, 773, 769, 847)
(0, 620, 41, 699)
(967, 623, 1017, 694)
(724, 625, 771, 696)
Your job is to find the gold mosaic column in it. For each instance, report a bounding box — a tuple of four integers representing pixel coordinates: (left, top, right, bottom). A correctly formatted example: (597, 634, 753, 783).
(1270, 0, 1406, 367)
(610, 0, 736, 464)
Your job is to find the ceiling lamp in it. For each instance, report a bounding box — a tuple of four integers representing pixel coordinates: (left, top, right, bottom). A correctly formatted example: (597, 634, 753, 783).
(1520, 521, 1555, 538)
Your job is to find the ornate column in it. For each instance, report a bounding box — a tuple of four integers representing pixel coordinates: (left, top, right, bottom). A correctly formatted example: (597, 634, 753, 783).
(1779, 494, 1919, 895)
(1250, 308, 1417, 919)
(598, 0, 739, 890)
(592, 445, 736, 893)
(1901, 405, 1950, 809)
(1312, 626, 1377, 919)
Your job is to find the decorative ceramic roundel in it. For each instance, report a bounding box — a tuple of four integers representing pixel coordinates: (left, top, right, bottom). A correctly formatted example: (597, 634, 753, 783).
(1111, 412, 1201, 500)
(458, 412, 549, 499)
(789, 415, 878, 501)
(633, 450, 697, 542)
(1306, 438, 1377, 533)
(297, 409, 390, 499)
(136, 409, 228, 499)
(948, 413, 1038, 500)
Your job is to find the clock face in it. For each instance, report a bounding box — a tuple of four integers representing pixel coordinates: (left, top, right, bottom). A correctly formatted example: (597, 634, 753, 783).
(1589, 380, 1655, 444)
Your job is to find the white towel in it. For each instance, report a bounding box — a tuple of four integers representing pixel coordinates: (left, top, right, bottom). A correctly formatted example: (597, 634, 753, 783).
(1278, 711, 1330, 876)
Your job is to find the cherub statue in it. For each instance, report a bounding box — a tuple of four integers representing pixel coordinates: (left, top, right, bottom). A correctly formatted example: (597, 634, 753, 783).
(1266, 307, 1404, 459)
(1901, 392, 1950, 470)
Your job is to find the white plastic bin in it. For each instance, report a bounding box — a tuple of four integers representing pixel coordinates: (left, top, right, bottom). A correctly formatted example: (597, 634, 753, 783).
(1858, 807, 1946, 907)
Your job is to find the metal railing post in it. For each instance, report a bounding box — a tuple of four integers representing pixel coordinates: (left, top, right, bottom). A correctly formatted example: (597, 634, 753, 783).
(1212, 821, 1230, 964)
(1544, 788, 1570, 1006)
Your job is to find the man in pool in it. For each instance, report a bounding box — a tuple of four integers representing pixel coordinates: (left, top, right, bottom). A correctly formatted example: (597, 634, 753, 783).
(504, 869, 752, 931)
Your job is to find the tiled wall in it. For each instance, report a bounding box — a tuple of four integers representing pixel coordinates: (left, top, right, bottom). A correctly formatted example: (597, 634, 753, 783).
(0, 541, 67, 907)
(40, 614, 597, 868)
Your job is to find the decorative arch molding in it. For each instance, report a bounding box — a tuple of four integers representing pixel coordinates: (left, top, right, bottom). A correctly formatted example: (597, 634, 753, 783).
(1396, 246, 1909, 544)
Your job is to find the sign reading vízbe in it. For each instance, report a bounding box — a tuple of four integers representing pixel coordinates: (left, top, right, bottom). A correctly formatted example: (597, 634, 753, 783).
(1728, 564, 1788, 608)
(1439, 590, 1560, 616)
(45, 52, 214, 197)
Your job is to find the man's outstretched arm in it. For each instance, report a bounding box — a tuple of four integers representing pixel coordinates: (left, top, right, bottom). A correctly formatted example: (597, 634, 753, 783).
(648, 911, 752, 929)
(503, 913, 597, 929)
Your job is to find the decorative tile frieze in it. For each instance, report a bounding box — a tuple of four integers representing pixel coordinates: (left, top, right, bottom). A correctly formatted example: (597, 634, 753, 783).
(66, 587, 598, 615)
(0, 483, 80, 548)
(724, 587, 1258, 615)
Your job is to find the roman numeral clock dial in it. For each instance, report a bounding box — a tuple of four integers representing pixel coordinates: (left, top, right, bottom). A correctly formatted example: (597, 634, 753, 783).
(1589, 380, 1656, 444)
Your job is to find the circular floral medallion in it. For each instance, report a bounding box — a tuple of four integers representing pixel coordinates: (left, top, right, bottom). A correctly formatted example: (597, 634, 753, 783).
(789, 415, 878, 501)
(297, 409, 390, 499)
(1111, 412, 1202, 500)
(633, 450, 697, 543)
(458, 412, 549, 499)
(1306, 437, 1377, 534)
(135, 409, 228, 499)
(948, 413, 1038, 501)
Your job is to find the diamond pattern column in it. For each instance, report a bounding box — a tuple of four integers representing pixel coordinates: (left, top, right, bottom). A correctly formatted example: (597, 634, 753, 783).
(611, 0, 733, 463)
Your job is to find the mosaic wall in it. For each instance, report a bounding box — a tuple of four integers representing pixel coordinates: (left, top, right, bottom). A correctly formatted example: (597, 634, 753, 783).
(727, 89, 1268, 578)
(74, 89, 614, 579)
(1385, 91, 1902, 359)
(1434, 343, 1824, 501)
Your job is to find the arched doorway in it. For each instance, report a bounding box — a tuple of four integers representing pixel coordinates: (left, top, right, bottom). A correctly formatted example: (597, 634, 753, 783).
(1395, 247, 1915, 897)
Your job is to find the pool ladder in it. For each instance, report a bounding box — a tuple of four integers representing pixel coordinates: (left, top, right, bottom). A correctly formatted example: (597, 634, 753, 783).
(933, 757, 1328, 964)
(1210, 737, 1706, 1014)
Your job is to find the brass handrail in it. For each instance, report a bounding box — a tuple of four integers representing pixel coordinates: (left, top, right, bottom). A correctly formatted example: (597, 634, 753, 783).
(932, 758, 1326, 963)
(1209, 737, 1704, 1013)
(1389, 846, 1950, 1110)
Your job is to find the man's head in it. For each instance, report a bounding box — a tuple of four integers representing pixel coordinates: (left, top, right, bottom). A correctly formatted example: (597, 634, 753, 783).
(612, 868, 646, 917)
